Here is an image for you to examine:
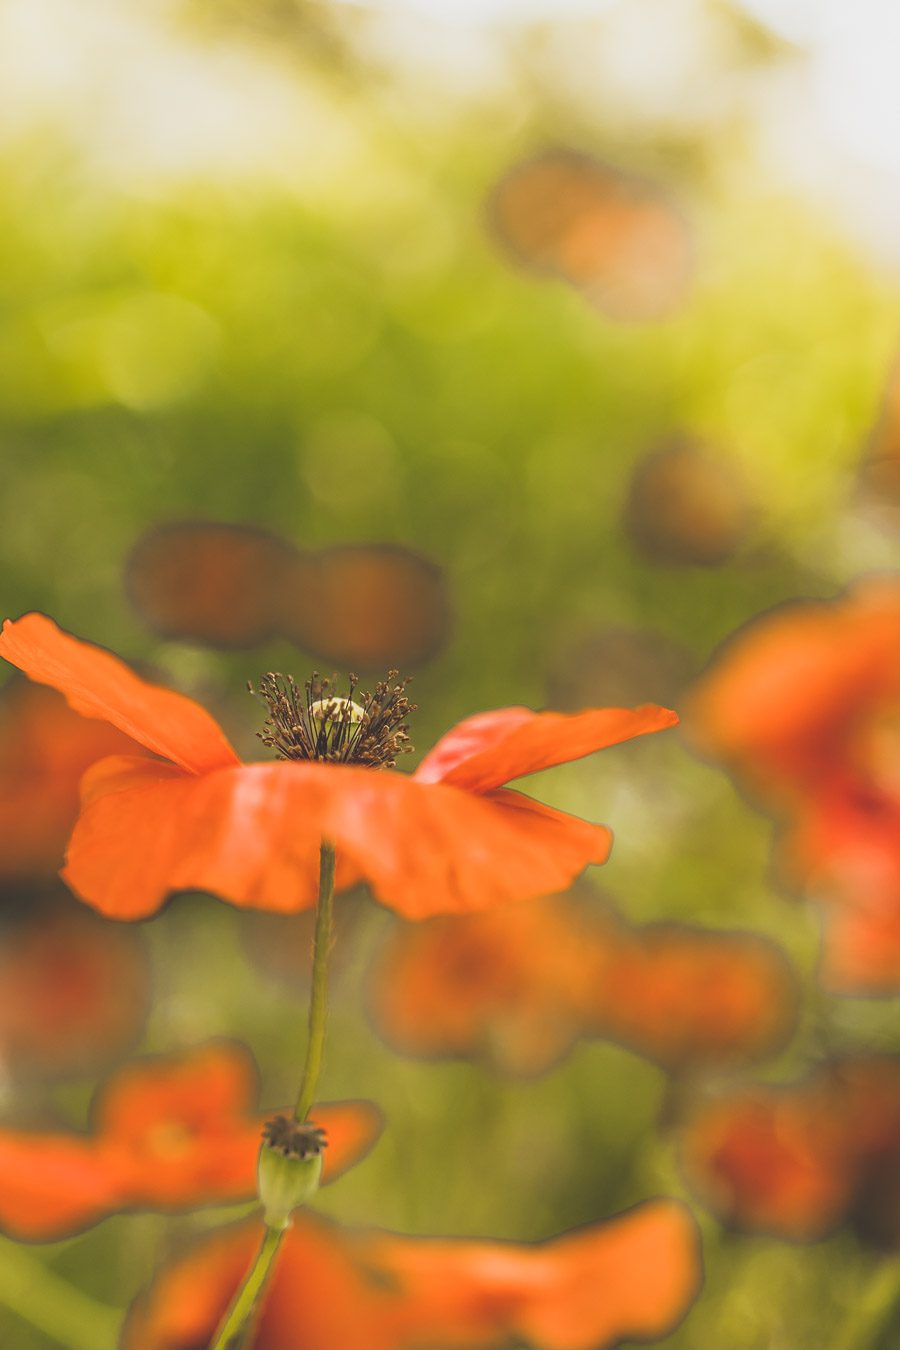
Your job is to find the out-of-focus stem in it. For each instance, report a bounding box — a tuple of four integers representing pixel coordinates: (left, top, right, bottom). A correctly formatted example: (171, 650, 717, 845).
(0, 1237, 119, 1350)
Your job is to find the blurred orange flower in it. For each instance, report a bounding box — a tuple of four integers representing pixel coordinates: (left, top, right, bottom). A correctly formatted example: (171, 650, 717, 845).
(0, 680, 138, 877)
(0, 1041, 381, 1240)
(686, 578, 900, 990)
(123, 1201, 702, 1350)
(488, 149, 692, 321)
(681, 1056, 900, 1245)
(0, 613, 677, 921)
(370, 891, 798, 1076)
(0, 890, 150, 1079)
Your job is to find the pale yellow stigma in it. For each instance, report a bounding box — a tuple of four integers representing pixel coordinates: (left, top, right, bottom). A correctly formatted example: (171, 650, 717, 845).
(309, 697, 365, 727)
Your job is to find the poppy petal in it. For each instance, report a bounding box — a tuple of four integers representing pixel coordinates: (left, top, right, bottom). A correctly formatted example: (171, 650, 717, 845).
(64, 761, 609, 920)
(309, 1100, 383, 1184)
(369, 1200, 702, 1350)
(0, 1135, 120, 1240)
(517, 1200, 702, 1350)
(124, 1206, 701, 1350)
(415, 705, 678, 793)
(62, 759, 342, 919)
(0, 613, 238, 775)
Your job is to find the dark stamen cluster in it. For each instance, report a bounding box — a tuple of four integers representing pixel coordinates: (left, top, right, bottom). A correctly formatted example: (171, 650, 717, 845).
(251, 670, 415, 769)
(261, 1115, 327, 1159)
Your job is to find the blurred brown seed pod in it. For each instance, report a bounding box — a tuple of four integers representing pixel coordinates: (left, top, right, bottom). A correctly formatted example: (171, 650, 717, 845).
(277, 544, 450, 670)
(624, 438, 752, 566)
(488, 148, 692, 321)
(125, 522, 298, 648)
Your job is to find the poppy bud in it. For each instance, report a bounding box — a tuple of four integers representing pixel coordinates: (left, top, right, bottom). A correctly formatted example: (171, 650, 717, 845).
(258, 1116, 326, 1230)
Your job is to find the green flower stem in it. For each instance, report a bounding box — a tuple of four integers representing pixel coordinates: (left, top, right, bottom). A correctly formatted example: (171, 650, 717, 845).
(210, 842, 337, 1350)
(295, 841, 336, 1122)
(210, 1226, 282, 1350)
(0, 1237, 119, 1350)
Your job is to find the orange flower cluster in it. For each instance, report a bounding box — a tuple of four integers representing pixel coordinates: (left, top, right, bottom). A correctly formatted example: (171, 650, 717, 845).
(0, 613, 677, 922)
(686, 578, 900, 990)
(123, 1201, 702, 1350)
(126, 524, 450, 669)
(681, 1056, 900, 1246)
(371, 891, 798, 1076)
(0, 1041, 380, 1240)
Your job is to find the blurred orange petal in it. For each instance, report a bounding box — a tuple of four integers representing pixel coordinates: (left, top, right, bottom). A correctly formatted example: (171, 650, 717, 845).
(0, 1134, 120, 1240)
(416, 705, 678, 794)
(371, 893, 797, 1075)
(0, 614, 238, 775)
(685, 580, 900, 793)
(370, 894, 593, 1074)
(681, 1057, 900, 1244)
(123, 1203, 702, 1350)
(96, 1042, 381, 1206)
(0, 1043, 380, 1239)
(279, 545, 450, 670)
(126, 522, 298, 648)
(588, 920, 799, 1073)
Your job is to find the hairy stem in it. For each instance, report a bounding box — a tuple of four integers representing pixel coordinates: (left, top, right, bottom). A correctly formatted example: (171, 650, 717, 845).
(209, 843, 337, 1350)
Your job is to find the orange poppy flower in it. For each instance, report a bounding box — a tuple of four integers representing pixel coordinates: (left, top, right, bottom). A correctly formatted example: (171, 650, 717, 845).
(685, 577, 900, 990)
(123, 1201, 702, 1350)
(0, 1040, 381, 1240)
(370, 891, 798, 1076)
(0, 679, 138, 877)
(0, 614, 677, 921)
(0, 889, 150, 1079)
(681, 1056, 900, 1245)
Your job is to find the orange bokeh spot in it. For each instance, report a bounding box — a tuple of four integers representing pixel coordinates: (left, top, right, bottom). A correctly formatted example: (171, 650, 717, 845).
(123, 1201, 702, 1350)
(0, 890, 150, 1079)
(0, 1040, 382, 1240)
(278, 544, 450, 671)
(489, 148, 692, 321)
(126, 522, 297, 648)
(681, 1057, 900, 1245)
(370, 890, 798, 1076)
(624, 438, 752, 567)
(0, 681, 140, 876)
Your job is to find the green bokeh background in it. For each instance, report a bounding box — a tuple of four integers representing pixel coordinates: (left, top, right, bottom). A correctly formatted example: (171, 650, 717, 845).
(2, 2, 900, 1346)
